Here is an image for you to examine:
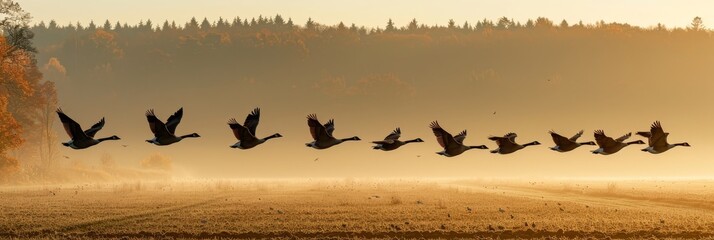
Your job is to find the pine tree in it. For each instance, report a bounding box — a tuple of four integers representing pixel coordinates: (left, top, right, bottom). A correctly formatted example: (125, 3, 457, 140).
(447, 19, 456, 29)
(408, 18, 418, 31)
(186, 17, 199, 30)
(200, 18, 211, 30)
(689, 16, 704, 31)
(560, 19, 569, 28)
(305, 18, 315, 30)
(386, 19, 396, 32)
(274, 14, 285, 25)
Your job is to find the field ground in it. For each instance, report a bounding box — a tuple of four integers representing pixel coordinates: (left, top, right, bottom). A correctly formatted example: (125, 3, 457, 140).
(1, 179, 714, 239)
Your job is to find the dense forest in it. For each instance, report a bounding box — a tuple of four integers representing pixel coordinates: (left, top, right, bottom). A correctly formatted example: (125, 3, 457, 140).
(2, 5, 714, 181)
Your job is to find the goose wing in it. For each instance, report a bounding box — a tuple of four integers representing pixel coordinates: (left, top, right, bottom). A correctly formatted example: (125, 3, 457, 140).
(615, 132, 632, 143)
(56, 109, 89, 140)
(384, 128, 401, 140)
(307, 114, 331, 141)
(569, 130, 584, 141)
(430, 121, 456, 149)
(453, 130, 467, 144)
(550, 131, 571, 146)
(146, 109, 172, 138)
(489, 132, 518, 148)
(83, 117, 105, 138)
(165, 108, 183, 134)
(243, 108, 260, 136)
(594, 130, 618, 148)
(648, 121, 669, 148)
(228, 118, 255, 141)
(325, 119, 336, 137)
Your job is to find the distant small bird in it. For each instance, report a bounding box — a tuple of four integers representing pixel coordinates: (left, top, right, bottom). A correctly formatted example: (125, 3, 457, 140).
(305, 114, 360, 149)
(371, 128, 423, 151)
(314, 158, 319, 162)
(498, 208, 505, 213)
(228, 108, 282, 149)
(637, 121, 690, 154)
(121, 145, 128, 147)
(145, 108, 200, 146)
(489, 133, 540, 154)
(63, 156, 70, 159)
(549, 130, 596, 152)
(56, 108, 120, 149)
(466, 207, 472, 212)
(429, 121, 488, 157)
(592, 130, 644, 155)
(493, 111, 497, 115)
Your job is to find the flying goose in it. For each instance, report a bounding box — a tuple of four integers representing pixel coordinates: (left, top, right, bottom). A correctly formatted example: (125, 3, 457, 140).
(636, 121, 690, 154)
(145, 108, 200, 146)
(56, 108, 120, 149)
(429, 121, 488, 157)
(592, 130, 644, 155)
(305, 114, 360, 149)
(489, 133, 540, 154)
(549, 130, 596, 152)
(372, 128, 424, 151)
(228, 108, 282, 149)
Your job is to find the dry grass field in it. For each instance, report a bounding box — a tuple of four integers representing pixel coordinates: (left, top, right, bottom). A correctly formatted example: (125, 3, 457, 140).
(1, 179, 714, 239)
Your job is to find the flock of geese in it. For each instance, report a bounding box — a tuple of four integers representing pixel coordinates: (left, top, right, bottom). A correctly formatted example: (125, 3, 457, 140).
(56, 107, 691, 156)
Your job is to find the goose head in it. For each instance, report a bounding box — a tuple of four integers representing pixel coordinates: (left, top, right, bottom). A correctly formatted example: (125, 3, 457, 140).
(342, 136, 361, 141)
(182, 133, 201, 138)
(677, 142, 691, 147)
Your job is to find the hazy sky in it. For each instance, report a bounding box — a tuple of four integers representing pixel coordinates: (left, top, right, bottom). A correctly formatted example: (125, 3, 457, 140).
(20, 0, 713, 29)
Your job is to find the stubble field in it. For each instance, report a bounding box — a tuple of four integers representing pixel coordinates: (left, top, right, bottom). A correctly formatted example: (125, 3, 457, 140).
(1, 179, 714, 239)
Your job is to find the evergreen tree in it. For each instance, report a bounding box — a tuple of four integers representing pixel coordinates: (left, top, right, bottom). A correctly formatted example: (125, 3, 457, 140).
(186, 17, 199, 30)
(386, 19, 396, 32)
(447, 19, 456, 29)
(103, 20, 112, 30)
(407, 18, 418, 31)
(200, 18, 211, 30)
(305, 18, 315, 30)
(560, 19, 569, 28)
(274, 14, 285, 25)
(689, 16, 704, 31)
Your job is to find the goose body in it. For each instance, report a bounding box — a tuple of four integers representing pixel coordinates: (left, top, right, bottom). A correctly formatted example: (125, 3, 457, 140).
(489, 133, 540, 154)
(636, 121, 690, 154)
(592, 130, 644, 155)
(57, 108, 120, 149)
(429, 121, 488, 157)
(145, 108, 200, 146)
(305, 114, 360, 149)
(228, 108, 282, 149)
(372, 128, 424, 151)
(549, 130, 596, 152)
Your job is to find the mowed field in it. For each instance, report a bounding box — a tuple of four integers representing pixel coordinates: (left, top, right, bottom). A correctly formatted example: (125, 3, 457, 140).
(1, 179, 714, 239)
